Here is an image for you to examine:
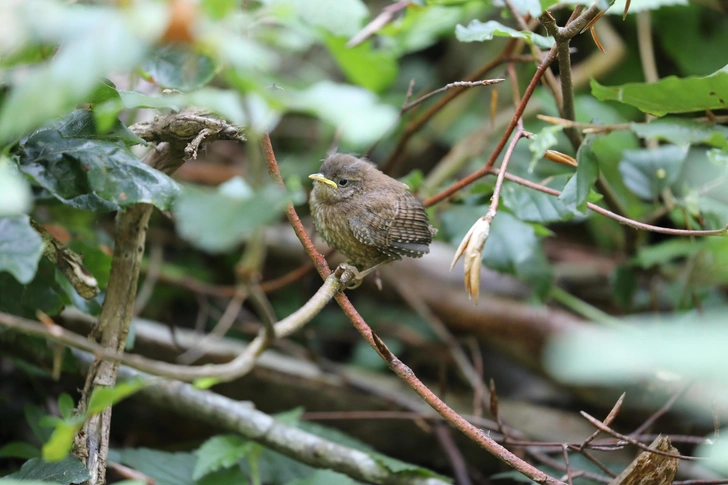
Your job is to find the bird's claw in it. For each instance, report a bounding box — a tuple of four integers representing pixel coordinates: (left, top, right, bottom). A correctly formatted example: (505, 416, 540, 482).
(335, 263, 362, 291)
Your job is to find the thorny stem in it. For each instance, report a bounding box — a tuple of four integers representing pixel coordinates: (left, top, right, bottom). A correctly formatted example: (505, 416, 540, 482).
(262, 134, 567, 485)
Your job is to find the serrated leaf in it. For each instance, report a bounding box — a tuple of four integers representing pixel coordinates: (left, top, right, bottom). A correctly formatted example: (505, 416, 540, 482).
(292, 81, 398, 146)
(324, 35, 397, 93)
(591, 68, 728, 116)
(173, 177, 290, 253)
(193, 435, 253, 480)
(559, 136, 599, 215)
(0, 157, 33, 216)
(5, 457, 90, 484)
(141, 45, 219, 91)
(619, 145, 688, 200)
(0, 216, 44, 284)
(455, 20, 554, 49)
(19, 128, 180, 212)
(631, 118, 728, 150)
(87, 378, 146, 415)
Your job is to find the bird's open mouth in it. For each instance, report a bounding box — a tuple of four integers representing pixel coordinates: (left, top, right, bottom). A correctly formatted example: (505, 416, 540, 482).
(309, 173, 337, 188)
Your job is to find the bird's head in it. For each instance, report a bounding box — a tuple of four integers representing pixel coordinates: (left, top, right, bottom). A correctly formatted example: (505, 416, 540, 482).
(309, 153, 376, 204)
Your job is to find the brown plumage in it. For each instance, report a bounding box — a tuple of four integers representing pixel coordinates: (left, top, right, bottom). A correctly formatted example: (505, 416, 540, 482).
(309, 153, 437, 271)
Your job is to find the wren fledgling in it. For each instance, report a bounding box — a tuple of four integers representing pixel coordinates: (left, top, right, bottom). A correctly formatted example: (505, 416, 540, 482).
(309, 153, 436, 276)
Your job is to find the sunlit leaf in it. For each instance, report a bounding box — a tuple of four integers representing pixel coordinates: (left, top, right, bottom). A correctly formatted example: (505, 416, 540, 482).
(42, 418, 84, 462)
(87, 378, 147, 415)
(0, 159, 33, 217)
(455, 20, 554, 49)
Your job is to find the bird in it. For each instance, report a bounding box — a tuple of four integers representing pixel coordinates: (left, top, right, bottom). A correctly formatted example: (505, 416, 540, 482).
(309, 153, 437, 284)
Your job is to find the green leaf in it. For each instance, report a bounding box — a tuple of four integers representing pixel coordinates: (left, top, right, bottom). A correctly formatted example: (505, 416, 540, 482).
(0, 259, 67, 317)
(502, 175, 574, 223)
(632, 239, 704, 268)
(455, 20, 554, 49)
(141, 45, 219, 91)
(482, 212, 536, 273)
(57, 394, 75, 421)
(0, 5, 154, 141)
(591, 68, 728, 116)
(559, 136, 599, 215)
(202, 0, 240, 19)
(87, 378, 146, 415)
(40, 109, 144, 146)
(0, 157, 33, 216)
(630, 118, 728, 150)
(115, 449, 196, 485)
(619, 144, 688, 200)
(605, 0, 687, 14)
(0, 216, 44, 284)
(284, 469, 359, 485)
(0, 441, 42, 459)
(292, 81, 398, 146)
(19, 129, 180, 212)
(527, 125, 564, 170)
(324, 35, 397, 93)
(173, 177, 291, 253)
(193, 435, 253, 480)
(370, 452, 452, 480)
(291, 0, 368, 38)
(6, 456, 90, 484)
(42, 419, 84, 462)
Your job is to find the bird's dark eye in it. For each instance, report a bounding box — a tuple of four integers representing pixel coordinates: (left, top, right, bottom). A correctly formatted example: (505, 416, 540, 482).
(338, 179, 349, 187)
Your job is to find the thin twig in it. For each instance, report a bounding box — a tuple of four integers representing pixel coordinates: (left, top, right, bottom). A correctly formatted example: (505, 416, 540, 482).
(433, 424, 473, 485)
(491, 169, 728, 236)
(580, 411, 701, 461)
(630, 382, 691, 437)
(579, 392, 625, 450)
(402, 79, 504, 112)
(561, 445, 573, 485)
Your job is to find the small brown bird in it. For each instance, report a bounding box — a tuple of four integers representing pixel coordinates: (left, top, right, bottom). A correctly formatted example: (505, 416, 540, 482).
(309, 153, 436, 281)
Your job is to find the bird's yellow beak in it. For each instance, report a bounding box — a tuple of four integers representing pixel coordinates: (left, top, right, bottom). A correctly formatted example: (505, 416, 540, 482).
(309, 173, 338, 189)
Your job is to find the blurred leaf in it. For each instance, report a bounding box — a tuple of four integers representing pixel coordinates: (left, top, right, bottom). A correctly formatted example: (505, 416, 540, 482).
(324, 35, 397, 93)
(173, 177, 290, 253)
(619, 145, 688, 200)
(5, 456, 90, 484)
(591, 68, 728, 116)
(115, 449, 196, 485)
(202, 0, 240, 18)
(698, 438, 728, 475)
(19, 128, 180, 212)
(42, 418, 84, 462)
(25, 405, 54, 444)
(193, 435, 254, 480)
(141, 45, 219, 91)
(656, 5, 728, 76)
(0, 442, 41, 459)
(630, 118, 728, 150)
(559, 136, 599, 215)
(57, 394, 75, 421)
(370, 452, 451, 480)
(0, 216, 44, 284)
(612, 265, 637, 309)
(455, 20, 554, 49)
(502, 175, 574, 223)
(0, 157, 33, 216)
(87, 378, 146, 415)
(494, 0, 542, 16)
(606, 0, 687, 13)
(292, 81, 398, 146)
(0, 2, 159, 141)
(527, 125, 564, 170)
(380, 5, 463, 54)
(284, 470, 359, 485)
(291, 0, 368, 38)
(632, 239, 704, 268)
(0, 259, 67, 317)
(88, 78, 122, 105)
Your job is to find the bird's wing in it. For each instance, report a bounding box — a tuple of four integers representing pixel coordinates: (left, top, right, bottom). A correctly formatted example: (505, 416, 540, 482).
(349, 191, 432, 260)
